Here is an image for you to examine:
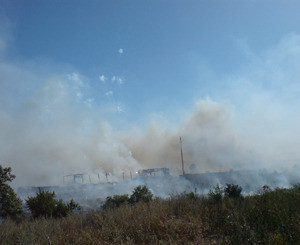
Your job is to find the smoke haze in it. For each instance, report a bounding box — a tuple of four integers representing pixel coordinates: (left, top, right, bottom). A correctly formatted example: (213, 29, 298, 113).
(1, 31, 300, 188)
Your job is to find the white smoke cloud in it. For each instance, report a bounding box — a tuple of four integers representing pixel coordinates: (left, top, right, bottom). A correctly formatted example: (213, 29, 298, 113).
(1, 31, 300, 189)
(221, 33, 300, 168)
(123, 99, 249, 174)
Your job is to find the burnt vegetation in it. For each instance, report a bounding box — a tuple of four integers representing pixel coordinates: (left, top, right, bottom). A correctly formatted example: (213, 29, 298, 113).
(0, 165, 299, 244)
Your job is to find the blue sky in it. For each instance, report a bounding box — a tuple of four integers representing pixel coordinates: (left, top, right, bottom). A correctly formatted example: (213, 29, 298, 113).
(2, 0, 300, 123)
(1, 1, 300, 185)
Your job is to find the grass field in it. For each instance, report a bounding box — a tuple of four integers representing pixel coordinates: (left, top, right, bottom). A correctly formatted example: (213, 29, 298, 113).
(1, 184, 299, 244)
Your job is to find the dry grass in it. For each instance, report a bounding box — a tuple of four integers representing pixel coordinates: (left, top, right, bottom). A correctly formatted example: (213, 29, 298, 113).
(1, 199, 209, 244)
(1, 185, 299, 244)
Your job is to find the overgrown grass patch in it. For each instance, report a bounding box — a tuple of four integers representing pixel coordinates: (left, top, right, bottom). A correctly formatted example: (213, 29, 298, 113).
(0, 184, 299, 244)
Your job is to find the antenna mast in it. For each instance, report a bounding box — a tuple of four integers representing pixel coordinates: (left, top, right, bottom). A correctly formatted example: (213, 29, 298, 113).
(180, 137, 185, 175)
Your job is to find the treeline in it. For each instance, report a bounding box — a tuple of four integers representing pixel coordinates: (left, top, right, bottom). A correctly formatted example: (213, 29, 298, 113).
(1, 165, 299, 244)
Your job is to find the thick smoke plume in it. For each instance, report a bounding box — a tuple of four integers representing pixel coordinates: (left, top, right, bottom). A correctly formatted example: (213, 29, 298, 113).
(124, 100, 250, 174)
(1, 32, 300, 190)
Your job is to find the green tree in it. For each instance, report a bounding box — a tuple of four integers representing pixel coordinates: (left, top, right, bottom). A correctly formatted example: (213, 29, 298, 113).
(26, 190, 80, 218)
(102, 194, 129, 210)
(129, 185, 153, 204)
(102, 186, 154, 210)
(0, 165, 23, 218)
(224, 184, 243, 198)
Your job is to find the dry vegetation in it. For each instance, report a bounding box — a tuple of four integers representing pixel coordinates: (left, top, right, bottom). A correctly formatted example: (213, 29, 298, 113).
(1, 184, 299, 244)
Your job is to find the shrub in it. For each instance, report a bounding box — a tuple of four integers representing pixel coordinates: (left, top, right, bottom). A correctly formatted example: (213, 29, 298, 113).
(0, 185, 299, 244)
(102, 194, 129, 210)
(224, 184, 242, 198)
(184, 191, 199, 201)
(26, 191, 56, 218)
(102, 185, 153, 210)
(0, 165, 23, 218)
(67, 199, 81, 212)
(246, 186, 300, 243)
(26, 190, 80, 218)
(208, 184, 223, 204)
(129, 185, 153, 204)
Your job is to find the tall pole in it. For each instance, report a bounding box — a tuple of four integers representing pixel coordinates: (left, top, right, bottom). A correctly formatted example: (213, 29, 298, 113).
(180, 137, 185, 175)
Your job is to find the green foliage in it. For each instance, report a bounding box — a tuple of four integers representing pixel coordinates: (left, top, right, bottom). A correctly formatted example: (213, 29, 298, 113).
(129, 185, 153, 204)
(246, 186, 300, 243)
(202, 184, 300, 244)
(208, 184, 224, 204)
(224, 183, 243, 198)
(0, 165, 23, 218)
(67, 199, 81, 212)
(26, 191, 56, 218)
(0, 184, 299, 244)
(207, 184, 243, 204)
(102, 185, 153, 209)
(102, 194, 129, 210)
(54, 199, 69, 218)
(26, 190, 80, 218)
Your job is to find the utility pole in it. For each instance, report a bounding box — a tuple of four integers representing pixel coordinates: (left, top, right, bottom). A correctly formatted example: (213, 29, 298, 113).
(180, 137, 185, 175)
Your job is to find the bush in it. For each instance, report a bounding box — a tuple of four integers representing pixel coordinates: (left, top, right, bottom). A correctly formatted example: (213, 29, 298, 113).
(0, 185, 299, 244)
(201, 184, 300, 244)
(208, 184, 224, 204)
(102, 194, 129, 210)
(26, 190, 80, 218)
(246, 186, 300, 243)
(102, 185, 153, 209)
(129, 185, 153, 204)
(224, 184, 243, 198)
(67, 199, 81, 212)
(0, 165, 23, 218)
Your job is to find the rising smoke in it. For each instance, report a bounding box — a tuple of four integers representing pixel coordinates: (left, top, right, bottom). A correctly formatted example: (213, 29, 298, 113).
(1, 30, 300, 190)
